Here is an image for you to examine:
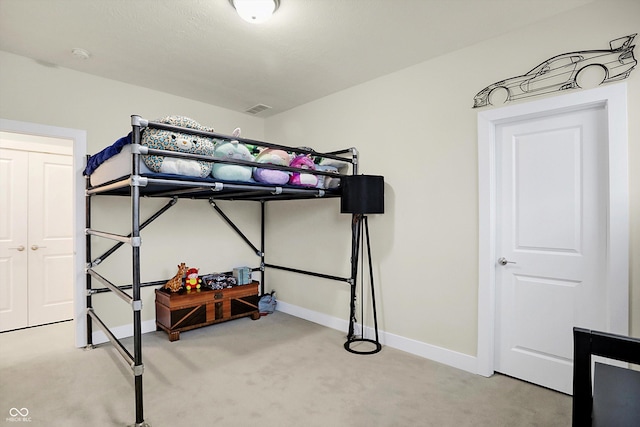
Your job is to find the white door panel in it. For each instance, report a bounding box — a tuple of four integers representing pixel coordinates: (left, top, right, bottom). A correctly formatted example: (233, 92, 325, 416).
(28, 152, 74, 326)
(0, 146, 73, 331)
(0, 149, 29, 331)
(495, 106, 606, 394)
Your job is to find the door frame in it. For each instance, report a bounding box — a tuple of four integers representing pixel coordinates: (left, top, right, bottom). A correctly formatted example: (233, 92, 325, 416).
(476, 83, 629, 377)
(0, 118, 86, 347)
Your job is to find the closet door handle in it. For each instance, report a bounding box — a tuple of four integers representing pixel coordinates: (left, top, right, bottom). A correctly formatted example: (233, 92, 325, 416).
(10, 245, 26, 251)
(31, 245, 47, 251)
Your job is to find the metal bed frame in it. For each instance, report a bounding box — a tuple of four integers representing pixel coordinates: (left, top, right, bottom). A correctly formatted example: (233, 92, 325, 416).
(84, 115, 380, 426)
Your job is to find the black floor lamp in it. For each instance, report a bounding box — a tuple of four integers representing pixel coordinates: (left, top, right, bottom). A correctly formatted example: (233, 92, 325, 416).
(341, 175, 384, 355)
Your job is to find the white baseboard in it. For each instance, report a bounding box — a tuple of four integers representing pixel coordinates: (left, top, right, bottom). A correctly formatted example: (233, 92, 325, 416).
(91, 319, 157, 346)
(275, 300, 351, 333)
(276, 300, 477, 374)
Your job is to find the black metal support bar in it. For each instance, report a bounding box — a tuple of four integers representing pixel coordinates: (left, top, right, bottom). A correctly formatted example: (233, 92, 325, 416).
(91, 197, 178, 266)
(86, 308, 134, 366)
(209, 199, 261, 256)
(326, 148, 357, 156)
(260, 201, 266, 295)
(91, 280, 167, 294)
(142, 176, 331, 197)
(130, 116, 146, 426)
(147, 187, 211, 198)
(265, 263, 350, 283)
(85, 172, 93, 347)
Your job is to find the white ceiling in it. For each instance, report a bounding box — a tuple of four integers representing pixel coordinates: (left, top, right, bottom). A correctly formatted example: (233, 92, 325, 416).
(0, 0, 595, 117)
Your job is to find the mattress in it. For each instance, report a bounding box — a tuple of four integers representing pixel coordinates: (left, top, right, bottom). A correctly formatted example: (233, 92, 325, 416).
(89, 144, 153, 186)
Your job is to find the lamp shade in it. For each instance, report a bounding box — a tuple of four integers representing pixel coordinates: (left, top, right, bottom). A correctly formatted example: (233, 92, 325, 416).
(340, 175, 385, 214)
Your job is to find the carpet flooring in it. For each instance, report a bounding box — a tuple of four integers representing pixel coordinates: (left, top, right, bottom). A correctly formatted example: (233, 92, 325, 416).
(0, 312, 571, 426)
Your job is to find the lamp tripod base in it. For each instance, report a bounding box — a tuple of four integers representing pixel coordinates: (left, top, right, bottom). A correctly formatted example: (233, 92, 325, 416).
(344, 338, 382, 355)
(345, 214, 382, 355)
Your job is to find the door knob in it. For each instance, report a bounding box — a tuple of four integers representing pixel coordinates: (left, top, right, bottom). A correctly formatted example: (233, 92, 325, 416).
(31, 245, 47, 251)
(10, 245, 26, 251)
(498, 257, 516, 266)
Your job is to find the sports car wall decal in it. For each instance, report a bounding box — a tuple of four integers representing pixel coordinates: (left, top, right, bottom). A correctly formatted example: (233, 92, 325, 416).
(473, 34, 636, 108)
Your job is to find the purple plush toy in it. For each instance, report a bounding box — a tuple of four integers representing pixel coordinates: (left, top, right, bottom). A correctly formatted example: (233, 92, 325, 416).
(289, 155, 318, 187)
(253, 148, 291, 185)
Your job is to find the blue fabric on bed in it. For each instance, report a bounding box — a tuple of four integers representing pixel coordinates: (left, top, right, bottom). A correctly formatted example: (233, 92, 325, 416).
(83, 133, 132, 176)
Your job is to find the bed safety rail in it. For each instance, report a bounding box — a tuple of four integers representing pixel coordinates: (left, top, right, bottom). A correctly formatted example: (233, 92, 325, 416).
(142, 116, 353, 165)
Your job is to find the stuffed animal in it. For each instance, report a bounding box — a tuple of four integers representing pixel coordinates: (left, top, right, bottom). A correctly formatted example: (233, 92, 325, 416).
(314, 164, 340, 189)
(211, 128, 254, 182)
(289, 154, 318, 187)
(253, 148, 291, 185)
(141, 116, 215, 178)
(316, 157, 350, 189)
(185, 267, 202, 291)
(164, 263, 187, 293)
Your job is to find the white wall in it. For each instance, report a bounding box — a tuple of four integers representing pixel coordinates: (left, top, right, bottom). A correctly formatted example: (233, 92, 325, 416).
(264, 0, 640, 357)
(0, 51, 266, 329)
(0, 0, 637, 362)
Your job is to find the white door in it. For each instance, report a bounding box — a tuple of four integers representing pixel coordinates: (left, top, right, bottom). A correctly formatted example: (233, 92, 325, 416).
(0, 147, 74, 332)
(494, 105, 607, 394)
(27, 152, 74, 326)
(0, 149, 29, 330)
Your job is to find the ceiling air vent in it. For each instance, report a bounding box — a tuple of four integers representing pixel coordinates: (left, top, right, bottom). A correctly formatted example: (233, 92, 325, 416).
(245, 104, 272, 115)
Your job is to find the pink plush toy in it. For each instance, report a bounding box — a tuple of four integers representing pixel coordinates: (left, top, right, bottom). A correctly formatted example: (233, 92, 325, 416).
(289, 155, 318, 187)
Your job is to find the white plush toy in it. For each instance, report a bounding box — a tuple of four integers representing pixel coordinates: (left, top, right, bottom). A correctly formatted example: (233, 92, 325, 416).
(141, 116, 215, 177)
(211, 128, 255, 182)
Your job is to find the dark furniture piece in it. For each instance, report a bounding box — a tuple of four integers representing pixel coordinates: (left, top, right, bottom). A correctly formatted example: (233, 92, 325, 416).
(572, 327, 640, 426)
(155, 281, 260, 341)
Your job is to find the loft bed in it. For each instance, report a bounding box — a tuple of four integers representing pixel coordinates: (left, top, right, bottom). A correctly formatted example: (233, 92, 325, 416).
(84, 115, 382, 426)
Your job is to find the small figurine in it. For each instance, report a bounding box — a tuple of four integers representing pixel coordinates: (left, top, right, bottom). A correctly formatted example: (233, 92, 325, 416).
(185, 267, 202, 291)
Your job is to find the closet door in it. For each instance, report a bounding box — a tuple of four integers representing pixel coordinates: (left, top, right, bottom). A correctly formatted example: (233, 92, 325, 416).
(27, 152, 74, 326)
(0, 149, 73, 331)
(0, 149, 29, 331)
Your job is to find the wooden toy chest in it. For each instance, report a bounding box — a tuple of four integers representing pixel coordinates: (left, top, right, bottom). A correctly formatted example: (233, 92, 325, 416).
(155, 281, 260, 341)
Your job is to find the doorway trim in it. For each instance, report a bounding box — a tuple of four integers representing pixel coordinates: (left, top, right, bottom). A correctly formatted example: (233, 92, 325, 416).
(476, 83, 629, 377)
(0, 118, 86, 348)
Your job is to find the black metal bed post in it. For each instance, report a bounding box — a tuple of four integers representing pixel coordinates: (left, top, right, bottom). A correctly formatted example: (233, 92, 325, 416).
(260, 201, 266, 295)
(85, 169, 93, 348)
(130, 115, 146, 427)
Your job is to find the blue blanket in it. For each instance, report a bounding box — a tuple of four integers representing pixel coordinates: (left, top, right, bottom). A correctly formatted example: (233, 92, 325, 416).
(83, 133, 131, 176)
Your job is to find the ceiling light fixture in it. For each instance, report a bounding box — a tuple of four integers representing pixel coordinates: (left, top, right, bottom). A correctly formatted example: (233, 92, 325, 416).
(229, 0, 280, 24)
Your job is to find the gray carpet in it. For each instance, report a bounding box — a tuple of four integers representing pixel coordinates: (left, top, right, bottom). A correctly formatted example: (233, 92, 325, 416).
(0, 312, 571, 426)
